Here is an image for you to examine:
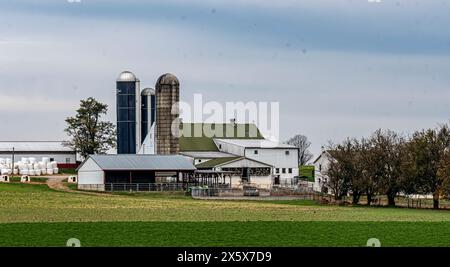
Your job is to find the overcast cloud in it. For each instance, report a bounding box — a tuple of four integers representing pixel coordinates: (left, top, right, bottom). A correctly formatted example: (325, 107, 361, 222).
(0, 0, 449, 157)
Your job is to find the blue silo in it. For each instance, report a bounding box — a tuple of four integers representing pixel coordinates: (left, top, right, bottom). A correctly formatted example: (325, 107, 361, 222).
(141, 88, 156, 144)
(116, 71, 141, 154)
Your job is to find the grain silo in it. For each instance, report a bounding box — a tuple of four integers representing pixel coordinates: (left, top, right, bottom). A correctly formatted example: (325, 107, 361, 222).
(155, 73, 180, 155)
(141, 88, 156, 144)
(116, 71, 141, 154)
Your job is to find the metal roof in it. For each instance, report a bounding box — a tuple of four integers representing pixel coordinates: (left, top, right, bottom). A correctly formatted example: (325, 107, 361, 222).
(214, 139, 297, 149)
(117, 71, 139, 82)
(179, 123, 264, 152)
(180, 151, 237, 159)
(0, 141, 75, 152)
(156, 73, 179, 86)
(88, 154, 196, 171)
(195, 157, 241, 168)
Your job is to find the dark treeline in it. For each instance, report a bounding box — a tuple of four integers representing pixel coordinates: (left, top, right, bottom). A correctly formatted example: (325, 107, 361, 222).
(324, 123, 450, 209)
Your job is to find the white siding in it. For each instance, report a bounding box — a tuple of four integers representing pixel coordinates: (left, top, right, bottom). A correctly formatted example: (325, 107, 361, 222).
(219, 158, 270, 168)
(216, 158, 272, 189)
(195, 158, 213, 165)
(77, 158, 104, 185)
(0, 153, 76, 164)
(313, 152, 331, 192)
(228, 175, 272, 189)
(214, 139, 299, 181)
(213, 140, 246, 156)
(245, 148, 299, 180)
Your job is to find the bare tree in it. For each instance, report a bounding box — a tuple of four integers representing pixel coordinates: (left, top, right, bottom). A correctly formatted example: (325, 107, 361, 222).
(401, 124, 450, 209)
(369, 129, 405, 206)
(286, 134, 313, 166)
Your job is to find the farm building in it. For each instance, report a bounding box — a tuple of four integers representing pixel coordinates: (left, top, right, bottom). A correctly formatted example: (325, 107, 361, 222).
(77, 154, 196, 191)
(112, 72, 300, 190)
(0, 141, 77, 168)
(313, 150, 333, 192)
(195, 156, 273, 188)
(179, 123, 299, 187)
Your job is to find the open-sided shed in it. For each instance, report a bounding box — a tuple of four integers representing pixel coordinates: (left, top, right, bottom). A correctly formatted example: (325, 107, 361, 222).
(77, 154, 196, 191)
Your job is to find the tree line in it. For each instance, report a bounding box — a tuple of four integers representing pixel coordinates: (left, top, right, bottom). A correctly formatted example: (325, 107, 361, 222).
(324, 123, 450, 209)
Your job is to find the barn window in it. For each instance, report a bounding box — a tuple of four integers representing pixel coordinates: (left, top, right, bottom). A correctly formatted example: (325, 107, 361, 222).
(275, 168, 280, 174)
(285, 151, 290, 155)
(254, 150, 258, 155)
(282, 168, 286, 174)
(66, 158, 71, 164)
(288, 168, 292, 174)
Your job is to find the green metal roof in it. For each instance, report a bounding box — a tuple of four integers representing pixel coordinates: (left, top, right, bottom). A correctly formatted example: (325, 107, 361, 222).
(179, 123, 264, 152)
(195, 157, 241, 168)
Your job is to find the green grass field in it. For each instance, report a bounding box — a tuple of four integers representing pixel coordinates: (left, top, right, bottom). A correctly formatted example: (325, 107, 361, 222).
(1, 183, 450, 247)
(9, 177, 49, 183)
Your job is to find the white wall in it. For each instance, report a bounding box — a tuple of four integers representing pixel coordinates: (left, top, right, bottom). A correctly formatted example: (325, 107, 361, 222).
(216, 158, 273, 189)
(195, 158, 213, 165)
(0, 153, 76, 164)
(228, 174, 272, 189)
(214, 139, 299, 180)
(245, 148, 299, 180)
(313, 152, 331, 192)
(213, 140, 246, 156)
(77, 158, 104, 185)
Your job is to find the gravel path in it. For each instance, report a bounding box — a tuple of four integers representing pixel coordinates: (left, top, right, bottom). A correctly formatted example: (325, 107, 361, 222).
(46, 176, 70, 191)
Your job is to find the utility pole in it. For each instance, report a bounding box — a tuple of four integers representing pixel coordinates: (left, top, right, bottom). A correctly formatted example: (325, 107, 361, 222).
(11, 147, 15, 176)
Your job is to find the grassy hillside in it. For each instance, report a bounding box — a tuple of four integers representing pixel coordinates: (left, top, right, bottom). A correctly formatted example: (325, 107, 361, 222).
(1, 183, 450, 246)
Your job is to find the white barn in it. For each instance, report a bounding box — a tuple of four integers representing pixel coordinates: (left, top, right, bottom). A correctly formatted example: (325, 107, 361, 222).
(0, 141, 77, 168)
(213, 139, 299, 185)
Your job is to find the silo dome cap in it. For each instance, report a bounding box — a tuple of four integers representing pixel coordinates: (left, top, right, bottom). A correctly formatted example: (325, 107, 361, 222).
(141, 88, 155, 95)
(156, 73, 179, 86)
(117, 71, 140, 82)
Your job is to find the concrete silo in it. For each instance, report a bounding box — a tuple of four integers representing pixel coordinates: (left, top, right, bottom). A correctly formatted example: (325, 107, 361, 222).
(116, 71, 141, 154)
(141, 88, 156, 143)
(155, 73, 180, 155)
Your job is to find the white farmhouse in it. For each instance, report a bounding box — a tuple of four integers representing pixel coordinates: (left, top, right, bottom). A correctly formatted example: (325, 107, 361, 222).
(313, 150, 334, 192)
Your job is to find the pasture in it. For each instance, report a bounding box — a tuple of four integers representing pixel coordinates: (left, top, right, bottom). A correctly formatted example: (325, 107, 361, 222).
(1, 183, 450, 246)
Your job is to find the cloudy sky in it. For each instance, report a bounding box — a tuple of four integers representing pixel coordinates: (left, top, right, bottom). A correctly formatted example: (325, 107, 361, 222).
(0, 0, 449, 157)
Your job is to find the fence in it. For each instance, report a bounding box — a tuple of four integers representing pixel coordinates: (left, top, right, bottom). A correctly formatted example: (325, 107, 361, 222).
(78, 183, 186, 192)
(191, 187, 272, 198)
